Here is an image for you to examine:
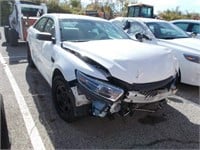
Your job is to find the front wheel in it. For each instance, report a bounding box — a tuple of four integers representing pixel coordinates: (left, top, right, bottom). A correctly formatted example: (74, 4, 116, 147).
(52, 75, 76, 122)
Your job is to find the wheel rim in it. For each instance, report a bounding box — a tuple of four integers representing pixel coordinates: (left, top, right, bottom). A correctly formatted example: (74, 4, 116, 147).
(56, 83, 72, 114)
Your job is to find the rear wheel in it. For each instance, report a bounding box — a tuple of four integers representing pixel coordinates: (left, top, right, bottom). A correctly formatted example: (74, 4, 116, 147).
(52, 75, 76, 122)
(8, 28, 18, 46)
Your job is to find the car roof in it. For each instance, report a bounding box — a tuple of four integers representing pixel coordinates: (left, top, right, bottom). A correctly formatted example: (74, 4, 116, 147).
(42, 13, 108, 22)
(171, 19, 200, 24)
(112, 17, 166, 23)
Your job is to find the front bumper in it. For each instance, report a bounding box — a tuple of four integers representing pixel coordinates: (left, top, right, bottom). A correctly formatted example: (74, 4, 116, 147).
(77, 75, 177, 117)
(124, 89, 175, 103)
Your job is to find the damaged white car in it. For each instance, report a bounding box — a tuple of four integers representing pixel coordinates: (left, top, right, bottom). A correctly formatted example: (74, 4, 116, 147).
(27, 14, 178, 122)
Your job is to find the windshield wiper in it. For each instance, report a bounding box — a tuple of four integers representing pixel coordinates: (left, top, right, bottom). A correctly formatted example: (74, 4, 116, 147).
(175, 37, 189, 39)
(161, 37, 175, 39)
(69, 40, 89, 42)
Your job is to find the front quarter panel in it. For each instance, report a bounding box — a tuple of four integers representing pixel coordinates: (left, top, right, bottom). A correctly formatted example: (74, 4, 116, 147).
(157, 40, 200, 86)
(51, 46, 108, 87)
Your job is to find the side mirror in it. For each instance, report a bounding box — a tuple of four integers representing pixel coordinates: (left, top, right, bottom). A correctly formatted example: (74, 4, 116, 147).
(123, 21, 131, 30)
(191, 32, 197, 37)
(36, 32, 53, 41)
(135, 33, 143, 42)
(135, 33, 152, 42)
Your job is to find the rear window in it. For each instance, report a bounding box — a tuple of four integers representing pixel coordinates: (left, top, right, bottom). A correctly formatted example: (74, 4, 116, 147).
(21, 7, 43, 17)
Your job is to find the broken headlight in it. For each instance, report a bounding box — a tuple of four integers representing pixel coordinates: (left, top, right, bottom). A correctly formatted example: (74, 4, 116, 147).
(76, 70, 124, 102)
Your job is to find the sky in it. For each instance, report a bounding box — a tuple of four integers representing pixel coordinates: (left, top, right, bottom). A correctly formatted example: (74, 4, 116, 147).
(78, 0, 200, 14)
(137, 0, 200, 14)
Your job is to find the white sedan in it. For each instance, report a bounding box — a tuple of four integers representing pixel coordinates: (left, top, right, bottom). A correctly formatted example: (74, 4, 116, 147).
(111, 17, 200, 86)
(171, 19, 200, 39)
(27, 14, 178, 122)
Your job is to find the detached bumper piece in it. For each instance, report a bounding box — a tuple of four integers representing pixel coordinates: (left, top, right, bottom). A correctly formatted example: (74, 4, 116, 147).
(92, 100, 109, 117)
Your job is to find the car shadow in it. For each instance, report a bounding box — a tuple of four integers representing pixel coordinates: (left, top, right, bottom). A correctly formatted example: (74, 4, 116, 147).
(25, 66, 200, 149)
(1, 41, 27, 65)
(176, 83, 199, 104)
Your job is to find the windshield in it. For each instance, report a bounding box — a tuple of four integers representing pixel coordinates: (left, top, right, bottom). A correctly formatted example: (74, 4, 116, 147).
(59, 19, 130, 42)
(21, 7, 42, 17)
(145, 21, 189, 39)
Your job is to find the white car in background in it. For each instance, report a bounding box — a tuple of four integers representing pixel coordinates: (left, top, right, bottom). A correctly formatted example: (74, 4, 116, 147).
(171, 19, 200, 39)
(111, 17, 200, 86)
(27, 14, 178, 122)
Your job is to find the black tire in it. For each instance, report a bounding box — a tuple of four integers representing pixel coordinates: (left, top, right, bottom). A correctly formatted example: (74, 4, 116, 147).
(1, 94, 10, 149)
(27, 43, 35, 68)
(52, 75, 76, 122)
(8, 28, 18, 46)
(4, 26, 10, 43)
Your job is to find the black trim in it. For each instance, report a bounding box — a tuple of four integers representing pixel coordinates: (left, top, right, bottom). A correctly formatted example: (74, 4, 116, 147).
(68, 79, 77, 87)
(51, 56, 55, 63)
(108, 76, 176, 92)
(20, 1, 39, 5)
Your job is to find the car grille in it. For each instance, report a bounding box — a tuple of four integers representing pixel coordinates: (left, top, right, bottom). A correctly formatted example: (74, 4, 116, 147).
(139, 90, 158, 98)
(108, 76, 175, 92)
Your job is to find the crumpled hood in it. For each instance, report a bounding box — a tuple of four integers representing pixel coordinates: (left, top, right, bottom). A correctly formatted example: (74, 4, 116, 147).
(63, 39, 176, 84)
(159, 38, 200, 54)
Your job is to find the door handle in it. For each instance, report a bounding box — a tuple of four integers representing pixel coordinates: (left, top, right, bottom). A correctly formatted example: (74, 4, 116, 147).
(51, 57, 55, 63)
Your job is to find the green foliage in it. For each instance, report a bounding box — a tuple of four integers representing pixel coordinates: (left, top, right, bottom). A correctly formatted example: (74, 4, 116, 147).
(158, 7, 200, 20)
(69, 0, 82, 14)
(69, 0, 81, 8)
(47, 0, 71, 13)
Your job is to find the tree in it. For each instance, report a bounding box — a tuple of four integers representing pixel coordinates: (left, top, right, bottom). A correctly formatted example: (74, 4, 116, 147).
(46, 0, 71, 13)
(158, 6, 200, 20)
(68, 0, 82, 14)
(69, 0, 81, 8)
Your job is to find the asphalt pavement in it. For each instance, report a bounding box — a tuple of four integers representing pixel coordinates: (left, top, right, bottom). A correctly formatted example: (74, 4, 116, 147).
(0, 27, 199, 149)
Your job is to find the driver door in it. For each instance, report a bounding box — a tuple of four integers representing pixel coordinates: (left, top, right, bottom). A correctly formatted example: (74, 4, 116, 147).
(40, 18, 56, 82)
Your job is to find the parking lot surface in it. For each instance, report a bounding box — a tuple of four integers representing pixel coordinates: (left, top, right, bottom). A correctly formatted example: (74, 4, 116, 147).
(0, 27, 199, 149)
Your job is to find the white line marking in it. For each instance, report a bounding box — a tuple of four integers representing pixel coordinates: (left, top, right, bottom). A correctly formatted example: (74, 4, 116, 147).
(0, 53, 46, 150)
(167, 95, 200, 125)
(3, 56, 27, 59)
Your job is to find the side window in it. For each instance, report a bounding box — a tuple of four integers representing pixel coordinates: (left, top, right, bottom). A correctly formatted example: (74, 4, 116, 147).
(34, 17, 48, 32)
(191, 24, 200, 33)
(134, 7, 140, 17)
(174, 22, 189, 32)
(44, 19, 55, 37)
(128, 7, 134, 17)
(141, 7, 152, 18)
(128, 22, 145, 35)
